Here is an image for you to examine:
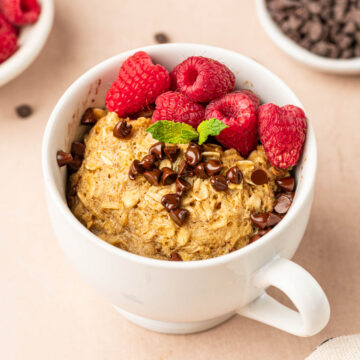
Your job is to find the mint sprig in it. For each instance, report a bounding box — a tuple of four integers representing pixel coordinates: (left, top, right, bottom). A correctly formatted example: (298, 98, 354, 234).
(145, 119, 228, 145)
(197, 118, 228, 145)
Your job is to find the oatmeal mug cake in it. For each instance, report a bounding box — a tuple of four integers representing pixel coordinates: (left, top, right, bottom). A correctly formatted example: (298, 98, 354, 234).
(57, 51, 306, 261)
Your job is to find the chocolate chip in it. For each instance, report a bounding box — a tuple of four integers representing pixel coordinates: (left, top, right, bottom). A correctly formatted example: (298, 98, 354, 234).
(149, 142, 165, 160)
(71, 142, 85, 158)
(161, 193, 181, 212)
(178, 160, 195, 177)
(185, 143, 202, 167)
(131, 104, 155, 119)
(139, 154, 156, 171)
(154, 32, 169, 44)
(176, 177, 191, 196)
(195, 162, 208, 179)
(274, 194, 292, 214)
(129, 160, 144, 180)
(169, 252, 182, 261)
(143, 169, 161, 186)
(210, 175, 228, 191)
(113, 120, 132, 138)
(226, 166, 243, 184)
(204, 160, 223, 176)
(161, 167, 177, 185)
(249, 234, 261, 244)
(169, 208, 189, 226)
(267, 212, 282, 227)
(251, 169, 268, 185)
(80, 108, 97, 125)
(258, 228, 272, 236)
(68, 155, 82, 172)
(164, 145, 180, 162)
(56, 150, 73, 167)
(250, 212, 268, 229)
(15, 104, 32, 118)
(280, 191, 295, 202)
(276, 176, 295, 192)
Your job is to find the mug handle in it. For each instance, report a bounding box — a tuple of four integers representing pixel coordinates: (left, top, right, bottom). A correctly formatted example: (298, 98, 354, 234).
(237, 256, 330, 336)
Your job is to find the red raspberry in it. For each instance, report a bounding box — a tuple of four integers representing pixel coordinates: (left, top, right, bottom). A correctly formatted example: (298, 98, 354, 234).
(205, 92, 258, 156)
(152, 91, 205, 128)
(170, 63, 179, 91)
(0, 0, 41, 26)
(257, 104, 307, 168)
(171, 56, 235, 102)
(0, 13, 17, 64)
(106, 51, 170, 117)
(236, 89, 260, 109)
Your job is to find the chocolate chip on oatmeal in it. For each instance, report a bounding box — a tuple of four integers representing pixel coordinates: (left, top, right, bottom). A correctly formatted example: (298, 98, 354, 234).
(149, 141, 165, 160)
(56, 150, 73, 167)
(185, 143, 202, 167)
(249, 234, 261, 243)
(139, 154, 157, 171)
(71, 142, 85, 158)
(80, 108, 97, 125)
(258, 228, 271, 236)
(176, 177, 192, 196)
(204, 160, 223, 176)
(131, 104, 155, 119)
(274, 194, 292, 214)
(169, 208, 190, 226)
(251, 169, 268, 185)
(68, 155, 83, 172)
(154, 32, 170, 44)
(169, 252, 182, 261)
(267, 212, 282, 227)
(164, 145, 180, 162)
(143, 168, 162, 186)
(250, 212, 268, 229)
(16, 104, 32, 118)
(210, 175, 228, 191)
(161, 193, 181, 212)
(276, 176, 294, 192)
(129, 160, 144, 180)
(161, 167, 177, 185)
(226, 166, 243, 184)
(284, 191, 295, 200)
(195, 162, 208, 179)
(113, 120, 132, 138)
(178, 160, 195, 177)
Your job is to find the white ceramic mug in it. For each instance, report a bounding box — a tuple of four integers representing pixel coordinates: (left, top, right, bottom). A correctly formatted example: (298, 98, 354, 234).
(42, 44, 330, 336)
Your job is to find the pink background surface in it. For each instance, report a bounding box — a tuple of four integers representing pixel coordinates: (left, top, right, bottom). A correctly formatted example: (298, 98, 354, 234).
(1, 1, 359, 359)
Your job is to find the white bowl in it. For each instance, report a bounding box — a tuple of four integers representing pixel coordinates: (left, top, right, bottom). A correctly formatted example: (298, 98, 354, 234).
(256, 0, 360, 74)
(0, 0, 54, 87)
(42, 44, 330, 336)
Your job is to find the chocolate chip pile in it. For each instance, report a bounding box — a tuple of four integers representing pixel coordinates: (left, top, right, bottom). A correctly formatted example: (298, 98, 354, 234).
(249, 176, 295, 244)
(128, 138, 281, 228)
(56, 108, 106, 172)
(266, 0, 360, 59)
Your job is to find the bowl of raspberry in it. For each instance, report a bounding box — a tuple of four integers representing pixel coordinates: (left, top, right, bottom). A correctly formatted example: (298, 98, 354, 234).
(42, 44, 330, 336)
(0, 0, 54, 87)
(256, 0, 360, 74)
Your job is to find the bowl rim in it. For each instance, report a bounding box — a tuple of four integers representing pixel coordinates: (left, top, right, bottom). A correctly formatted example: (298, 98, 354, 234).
(0, 0, 54, 87)
(42, 43, 317, 269)
(256, 0, 360, 74)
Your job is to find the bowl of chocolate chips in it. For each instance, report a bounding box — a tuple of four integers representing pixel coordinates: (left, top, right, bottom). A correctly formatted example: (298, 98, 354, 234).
(257, 0, 360, 74)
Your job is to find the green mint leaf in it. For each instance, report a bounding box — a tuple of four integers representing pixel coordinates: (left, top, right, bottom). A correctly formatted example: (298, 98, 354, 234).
(146, 120, 199, 144)
(197, 118, 228, 145)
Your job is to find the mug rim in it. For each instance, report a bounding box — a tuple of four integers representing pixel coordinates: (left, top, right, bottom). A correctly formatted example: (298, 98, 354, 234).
(42, 43, 317, 269)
